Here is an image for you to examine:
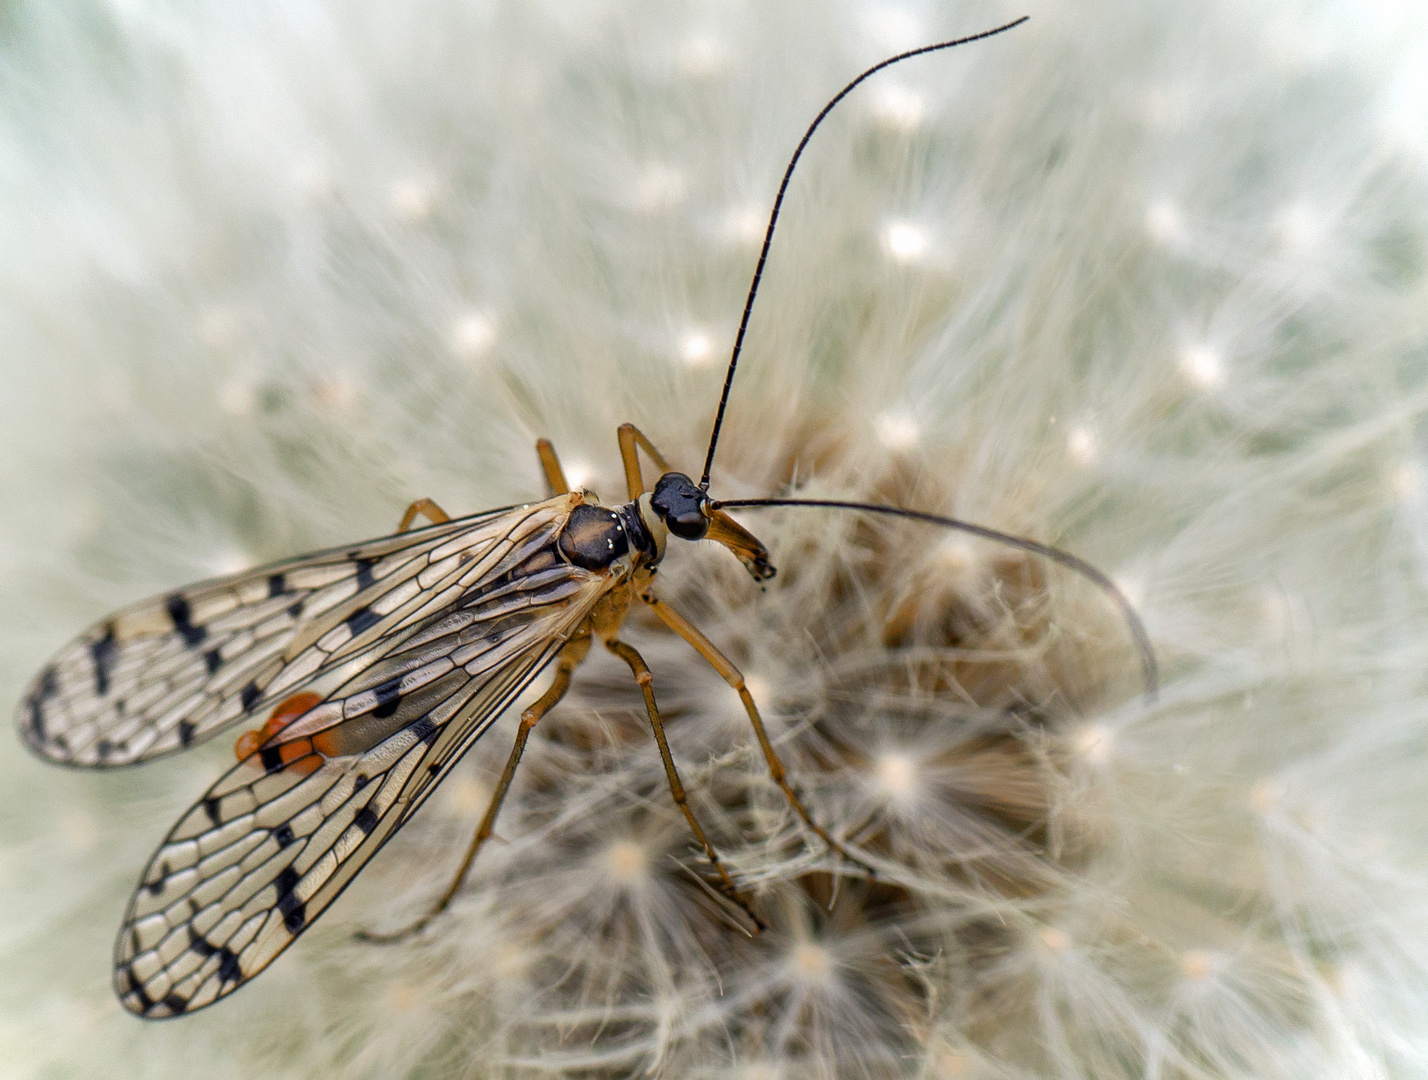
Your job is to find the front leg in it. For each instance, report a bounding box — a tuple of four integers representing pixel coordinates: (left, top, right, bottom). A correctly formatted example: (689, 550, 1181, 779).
(616, 423, 674, 500)
(536, 438, 570, 496)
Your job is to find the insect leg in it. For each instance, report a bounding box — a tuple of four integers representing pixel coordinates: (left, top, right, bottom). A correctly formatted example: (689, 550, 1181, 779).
(357, 636, 590, 944)
(536, 438, 569, 496)
(605, 637, 768, 932)
(396, 498, 452, 533)
(640, 592, 876, 878)
(616, 423, 673, 500)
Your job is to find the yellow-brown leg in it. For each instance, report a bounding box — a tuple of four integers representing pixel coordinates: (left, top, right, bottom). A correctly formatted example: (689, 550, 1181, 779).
(640, 592, 876, 878)
(616, 423, 674, 500)
(536, 438, 569, 496)
(605, 637, 768, 932)
(357, 637, 589, 943)
(397, 498, 452, 533)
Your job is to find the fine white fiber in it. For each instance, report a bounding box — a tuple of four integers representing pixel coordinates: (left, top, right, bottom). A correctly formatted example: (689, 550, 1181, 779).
(4, 0, 1428, 1078)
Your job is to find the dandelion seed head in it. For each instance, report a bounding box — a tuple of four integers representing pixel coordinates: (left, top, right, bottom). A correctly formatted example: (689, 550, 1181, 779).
(207, 547, 251, 576)
(310, 373, 359, 411)
(391, 178, 437, 223)
(743, 673, 772, 704)
(1250, 778, 1283, 813)
(1179, 343, 1225, 388)
(1070, 722, 1114, 766)
(883, 220, 929, 262)
(1039, 926, 1071, 953)
(7, 3, 1428, 1077)
(197, 307, 241, 352)
(1066, 423, 1099, 465)
(721, 206, 766, 247)
(870, 83, 925, 130)
(679, 330, 713, 367)
(216, 377, 254, 416)
(787, 941, 838, 988)
(450, 312, 497, 363)
(678, 34, 726, 78)
(384, 980, 419, 1012)
(292, 157, 333, 198)
(875, 409, 920, 450)
(1145, 196, 1186, 246)
(636, 164, 687, 213)
(561, 460, 594, 490)
(441, 774, 489, 817)
(864, 7, 925, 52)
(602, 839, 650, 886)
(1181, 949, 1220, 982)
(1391, 461, 1422, 504)
(873, 749, 922, 806)
(1273, 200, 1326, 251)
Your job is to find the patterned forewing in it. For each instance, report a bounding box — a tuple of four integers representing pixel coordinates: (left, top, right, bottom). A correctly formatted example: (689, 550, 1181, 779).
(17, 499, 570, 766)
(112, 547, 615, 1017)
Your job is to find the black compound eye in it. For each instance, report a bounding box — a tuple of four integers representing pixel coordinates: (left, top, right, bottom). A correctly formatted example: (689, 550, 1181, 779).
(650, 472, 709, 540)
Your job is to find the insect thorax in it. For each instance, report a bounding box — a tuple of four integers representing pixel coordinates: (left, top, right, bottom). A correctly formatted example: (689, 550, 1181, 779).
(557, 500, 659, 571)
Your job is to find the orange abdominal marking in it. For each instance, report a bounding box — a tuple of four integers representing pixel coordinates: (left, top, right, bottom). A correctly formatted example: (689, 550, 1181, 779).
(234, 691, 325, 762)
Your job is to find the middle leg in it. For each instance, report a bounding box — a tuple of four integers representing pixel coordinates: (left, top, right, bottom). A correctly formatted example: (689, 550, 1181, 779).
(641, 591, 876, 877)
(605, 636, 767, 932)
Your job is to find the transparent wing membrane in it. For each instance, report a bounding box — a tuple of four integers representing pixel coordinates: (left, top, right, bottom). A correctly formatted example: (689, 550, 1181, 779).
(17, 500, 567, 767)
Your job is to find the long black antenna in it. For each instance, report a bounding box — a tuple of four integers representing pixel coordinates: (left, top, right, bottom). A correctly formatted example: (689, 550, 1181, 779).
(710, 496, 1159, 702)
(697, 16, 1030, 491)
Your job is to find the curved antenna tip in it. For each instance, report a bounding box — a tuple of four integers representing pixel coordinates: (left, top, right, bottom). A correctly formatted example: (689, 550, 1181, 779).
(698, 17, 1030, 491)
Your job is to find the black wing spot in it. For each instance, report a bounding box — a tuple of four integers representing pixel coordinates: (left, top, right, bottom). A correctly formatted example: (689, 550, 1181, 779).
(217, 947, 242, 984)
(165, 594, 207, 648)
(347, 606, 381, 636)
(204, 648, 222, 675)
(37, 665, 58, 698)
(203, 797, 222, 826)
(240, 681, 261, 711)
(273, 823, 295, 848)
(96, 738, 113, 760)
(178, 720, 196, 748)
(268, 573, 286, 598)
(260, 746, 284, 775)
(352, 557, 377, 591)
(161, 994, 189, 1015)
(288, 599, 304, 619)
(147, 862, 170, 897)
(91, 624, 117, 697)
(353, 773, 369, 792)
(354, 806, 378, 834)
(373, 678, 402, 718)
(275, 866, 306, 933)
(410, 716, 438, 745)
(125, 967, 155, 1013)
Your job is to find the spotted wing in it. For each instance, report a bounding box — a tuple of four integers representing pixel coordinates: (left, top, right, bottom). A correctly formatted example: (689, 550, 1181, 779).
(18, 498, 573, 767)
(113, 545, 616, 1017)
